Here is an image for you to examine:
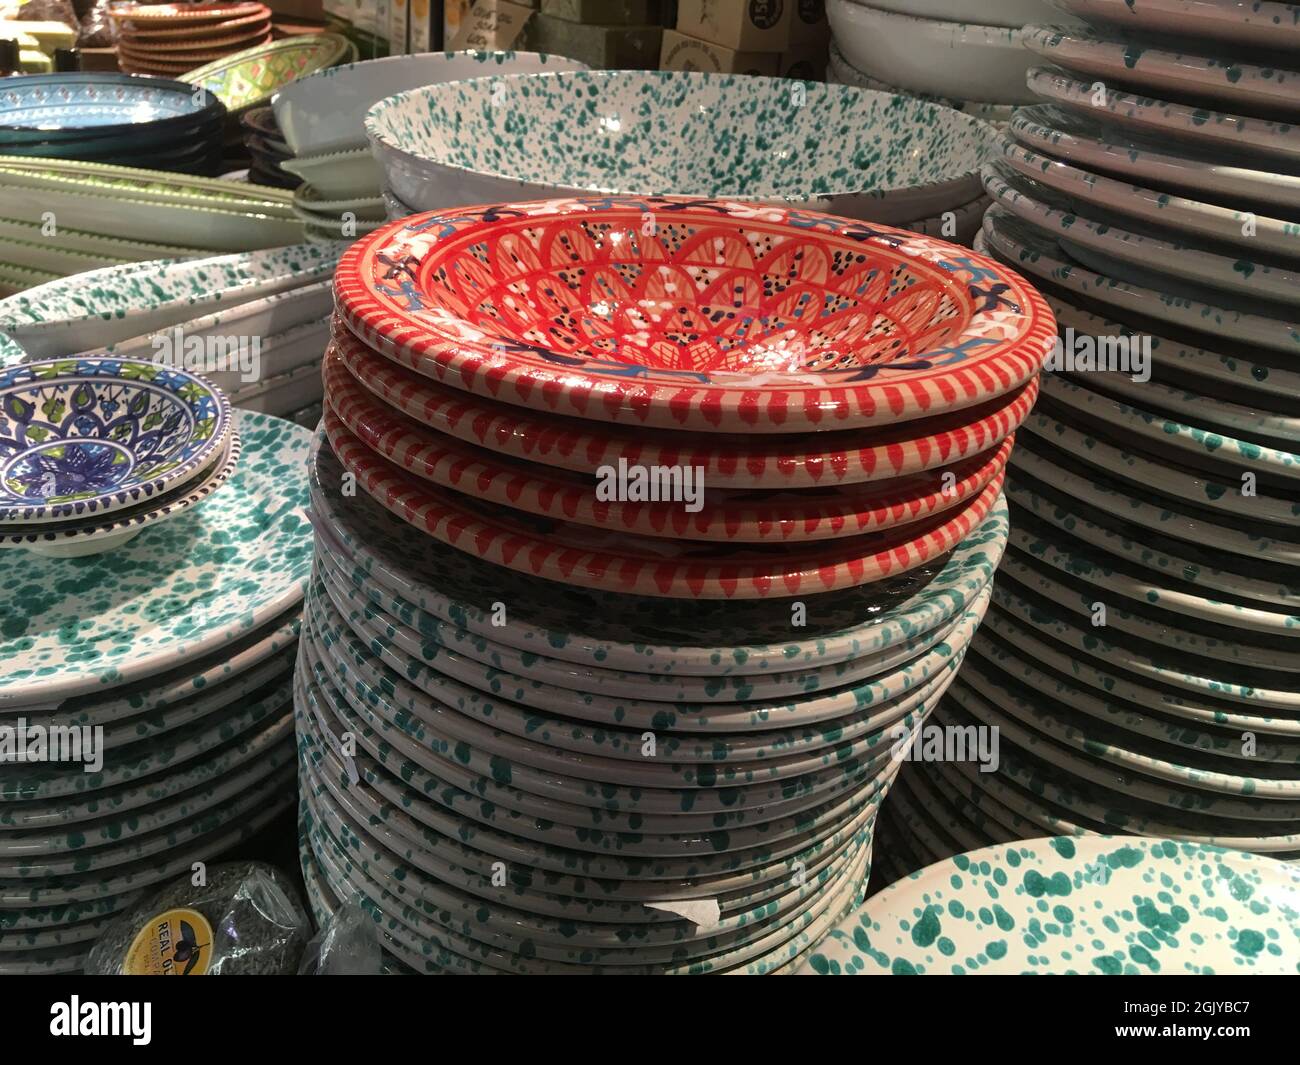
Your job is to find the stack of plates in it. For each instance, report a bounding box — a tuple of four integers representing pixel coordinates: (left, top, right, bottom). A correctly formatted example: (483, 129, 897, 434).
(182, 33, 355, 119)
(366, 70, 998, 242)
(0, 157, 304, 290)
(0, 408, 311, 973)
(273, 50, 587, 217)
(826, 0, 1069, 123)
(800, 836, 1300, 975)
(109, 2, 272, 78)
(0, 358, 234, 558)
(0, 72, 225, 175)
(875, 8, 1300, 881)
(0, 243, 339, 423)
(241, 106, 300, 190)
(294, 196, 1054, 973)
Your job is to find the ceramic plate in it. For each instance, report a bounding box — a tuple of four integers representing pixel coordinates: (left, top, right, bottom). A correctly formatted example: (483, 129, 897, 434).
(336, 197, 1054, 434)
(980, 208, 1298, 356)
(108, 2, 268, 24)
(308, 430, 1010, 674)
(0, 411, 310, 704)
(329, 324, 1037, 490)
(1025, 67, 1300, 163)
(183, 33, 355, 112)
(119, 7, 269, 39)
(1024, 23, 1300, 116)
(1046, 0, 1300, 50)
(366, 70, 992, 225)
(802, 835, 1300, 973)
(0, 357, 231, 524)
(0, 73, 224, 142)
(995, 135, 1299, 259)
(0, 216, 209, 265)
(323, 410, 1007, 599)
(0, 243, 338, 358)
(984, 167, 1300, 304)
(278, 146, 380, 200)
(323, 350, 1012, 544)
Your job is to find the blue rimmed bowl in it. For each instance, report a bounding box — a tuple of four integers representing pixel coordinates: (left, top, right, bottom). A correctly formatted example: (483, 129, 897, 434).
(0, 357, 232, 524)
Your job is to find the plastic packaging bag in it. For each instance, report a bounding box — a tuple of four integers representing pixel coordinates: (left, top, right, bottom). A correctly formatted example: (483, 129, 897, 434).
(76, 0, 115, 48)
(85, 862, 312, 976)
(297, 899, 385, 975)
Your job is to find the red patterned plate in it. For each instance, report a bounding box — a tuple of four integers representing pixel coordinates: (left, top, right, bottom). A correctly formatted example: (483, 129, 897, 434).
(324, 347, 1012, 544)
(321, 408, 1008, 598)
(333, 196, 1056, 434)
(330, 320, 1039, 490)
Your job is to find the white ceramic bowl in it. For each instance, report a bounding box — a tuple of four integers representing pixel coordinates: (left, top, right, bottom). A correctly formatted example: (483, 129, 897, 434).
(272, 50, 590, 157)
(863, 0, 1063, 27)
(365, 70, 994, 224)
(279, 146, 382, 200)
(828, 0, 1039, 103)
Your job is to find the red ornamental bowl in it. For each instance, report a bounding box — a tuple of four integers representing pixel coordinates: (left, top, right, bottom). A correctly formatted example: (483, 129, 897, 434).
(333, 196, 1056, 434)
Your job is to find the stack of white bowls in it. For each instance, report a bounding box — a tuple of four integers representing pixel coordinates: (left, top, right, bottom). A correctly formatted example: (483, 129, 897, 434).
(874, 2, 1300, 887)
(826, 0, 1073, 125)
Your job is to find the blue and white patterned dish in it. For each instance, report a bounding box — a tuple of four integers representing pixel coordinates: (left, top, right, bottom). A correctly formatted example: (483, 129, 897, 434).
(0, 426, 239, 557)
(0, 357, 231, 524)
(0, 73, 226, 144)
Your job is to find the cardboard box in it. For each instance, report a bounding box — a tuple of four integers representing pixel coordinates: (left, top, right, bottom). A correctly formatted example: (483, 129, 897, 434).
(449, 0, 535, 48)
(388, 0, 410, 54)
(528, 11, 661, 67)
(659, 29, 778, 76)
(541, 0, 662, 24)
(676, 0, 787, 51)
(444, 0, 472, 40)
(788, 0, 828, 46)
(781, 36, 826, 79)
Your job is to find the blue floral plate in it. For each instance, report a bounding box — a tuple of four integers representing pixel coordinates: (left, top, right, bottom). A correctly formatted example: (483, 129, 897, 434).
(0, 357, 231, 524)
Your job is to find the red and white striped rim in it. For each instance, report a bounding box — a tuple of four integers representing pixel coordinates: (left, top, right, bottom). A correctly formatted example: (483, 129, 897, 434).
(321, 408, 1008, 599)
(333, 196, 1056, 434)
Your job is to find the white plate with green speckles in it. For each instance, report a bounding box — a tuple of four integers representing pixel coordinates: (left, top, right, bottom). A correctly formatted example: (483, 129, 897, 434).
(0, 243, 340, 358)
(1025, 66, 1300, 163)
(308, 437, 1012, 678)
(800, 835, 1300, 974)
(1023, 23, 1300, 117)
(0, 410, 312, 706)
(984, 166, 1300, 305)
(979, 209, 1300, 356)
(1045, 0, 1300, 51)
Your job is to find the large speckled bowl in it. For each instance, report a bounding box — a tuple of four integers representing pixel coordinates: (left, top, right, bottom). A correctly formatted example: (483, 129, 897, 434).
(365, 71, 995, 224)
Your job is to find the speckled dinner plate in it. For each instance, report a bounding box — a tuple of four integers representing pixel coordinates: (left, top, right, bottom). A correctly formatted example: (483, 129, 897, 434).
(1045, 0, 1300, 51)
(0, 411, 311, 705)
(800, 836, 1300, 974)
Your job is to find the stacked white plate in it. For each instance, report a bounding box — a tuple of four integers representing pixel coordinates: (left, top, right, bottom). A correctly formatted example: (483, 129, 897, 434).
(826, 0, 1073, 123)
(0, 243, 340, 421)
(876, 5, 1300, 884)
(0, 409, 313, 973)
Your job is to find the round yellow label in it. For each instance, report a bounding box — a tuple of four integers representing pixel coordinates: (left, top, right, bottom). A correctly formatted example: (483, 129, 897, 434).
(124, 908, 214, 976)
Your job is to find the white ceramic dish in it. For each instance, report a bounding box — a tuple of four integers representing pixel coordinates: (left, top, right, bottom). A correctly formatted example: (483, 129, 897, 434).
(291, 184, 385, 221)
(0, 216, 209, 262)
(229, 359, 322, 416)
(279, 146, 382, 200)
(826, 40, 1016, 123)
(0, 244, 340, 358)
(828, 0, 1039, 103)
(866, 0, 1063, 26)
(366, 69, 993, 224)
(272, 49, 590, 157)
(1024, 23, 1300, 115)
(1026, 67, 1300, 163)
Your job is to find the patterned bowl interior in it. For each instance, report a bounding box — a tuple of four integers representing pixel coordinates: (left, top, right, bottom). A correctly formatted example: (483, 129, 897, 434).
(0, 75, 221, 134)
(366, 70, 994, 200)
(0, 360, 222, 507)
(385, 202, 988, 377)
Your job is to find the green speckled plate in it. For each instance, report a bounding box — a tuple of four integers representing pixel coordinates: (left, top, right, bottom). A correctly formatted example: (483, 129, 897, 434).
(184, 33, 354, 113)
(1046, 0, 1300, 51)
(800, 835, 1300, 974)
(0, 410, 311, 705)
(1026, 66, 1300, 163)
(308, 435, 1011, 678)
(980, 208, 1299, 356)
